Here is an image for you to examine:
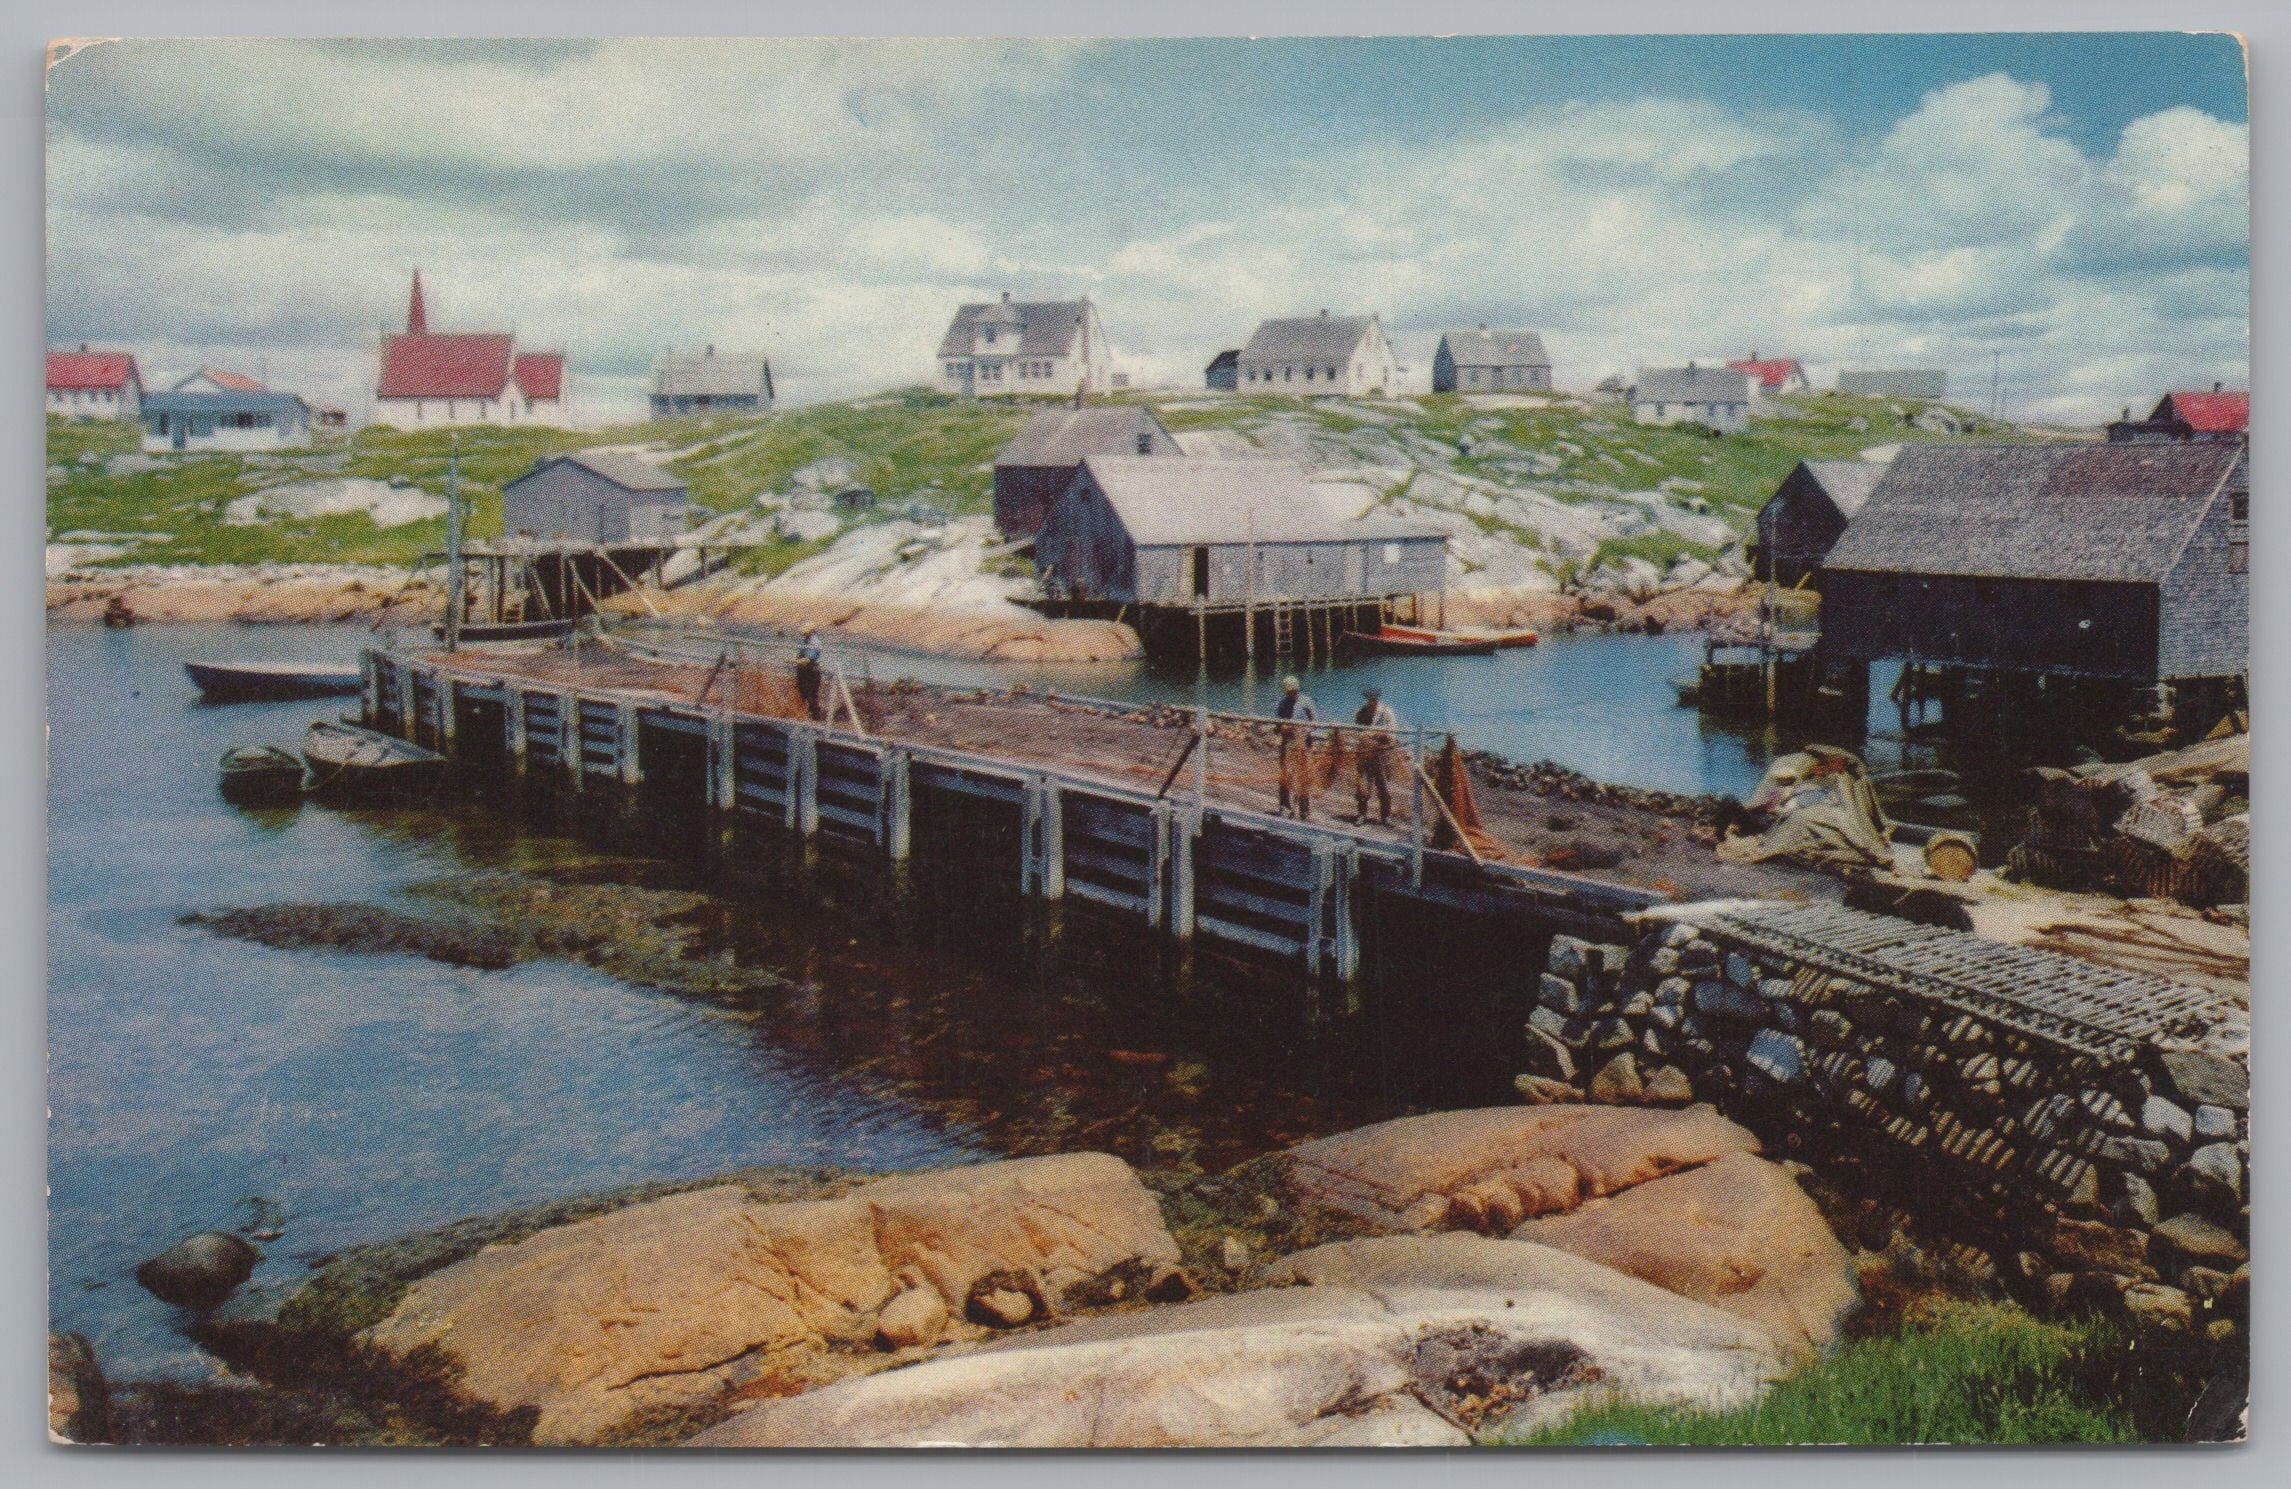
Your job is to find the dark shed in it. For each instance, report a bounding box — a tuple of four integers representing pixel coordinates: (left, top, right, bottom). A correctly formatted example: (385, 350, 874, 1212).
(991, 405, 1180, 539)
(1204, 349, 1241, 391)
(1036, 456, 1445, 607)
(501, 450, 692, 544)
(1753, 459, 1885, 587)
(1820, 443, 2247, 682)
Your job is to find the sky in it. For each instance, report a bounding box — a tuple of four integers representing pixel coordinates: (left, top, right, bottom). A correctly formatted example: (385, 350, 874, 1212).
(44, 33, 2249, 425)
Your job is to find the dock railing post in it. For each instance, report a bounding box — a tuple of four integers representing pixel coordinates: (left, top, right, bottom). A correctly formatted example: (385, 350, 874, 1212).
(1409, 725, 1426, 888)
(1193, 705, 1208, 813)
(880, 747, 912, 862)
(507, 689, 528, 781)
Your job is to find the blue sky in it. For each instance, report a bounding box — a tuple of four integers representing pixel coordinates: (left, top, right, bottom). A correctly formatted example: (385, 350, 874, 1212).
(45, 33, 2248, 422)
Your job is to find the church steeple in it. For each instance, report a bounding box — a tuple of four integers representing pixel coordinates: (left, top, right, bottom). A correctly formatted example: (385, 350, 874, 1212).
(407, 268, 428, 334)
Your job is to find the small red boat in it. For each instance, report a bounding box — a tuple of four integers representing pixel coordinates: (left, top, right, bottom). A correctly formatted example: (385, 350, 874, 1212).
(1379, 623, 1538, 649)
(1341, 626, 1501, 657)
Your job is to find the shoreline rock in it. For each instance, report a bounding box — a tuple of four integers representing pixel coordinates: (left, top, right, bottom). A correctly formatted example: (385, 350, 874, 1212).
(48, 564, 441, 626)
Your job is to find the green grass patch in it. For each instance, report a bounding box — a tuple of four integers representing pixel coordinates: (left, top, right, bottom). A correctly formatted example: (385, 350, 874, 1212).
(1504, 1301, 2136, 1446)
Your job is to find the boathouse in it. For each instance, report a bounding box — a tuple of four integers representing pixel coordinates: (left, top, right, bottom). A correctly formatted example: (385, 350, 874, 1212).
(1235, 312, 1399, 398)
(937, 293, 1110, 398)
(140, 388, 314, 453)
(1751, 459, 1886, 588)
(1819, 442, 2248, 683)
(1628, 365, 1750, 432)
(2106, 385, 2249, 444)
(1037, 456, 1444, 607)
(650, 346, 774, 417)
(992, 405, 1180, 539)
(1433, 327, 1552, 393)
(501, 450, 692, 543)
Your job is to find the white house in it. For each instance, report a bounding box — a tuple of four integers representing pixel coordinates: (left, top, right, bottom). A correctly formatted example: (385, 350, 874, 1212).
(1235, 311, 1399, 397)
(371, 269, 566, 429)
(47, 346, 143, 420)
(937, 293, 1111, 397)
(1629, 364, 1752, 433)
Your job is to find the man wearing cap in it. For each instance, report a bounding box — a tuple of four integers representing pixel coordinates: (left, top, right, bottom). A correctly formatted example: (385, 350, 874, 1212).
(1352, 686, 1400, 826)
(793, 628, 824, 721)
(1274, 675, 1319, 819)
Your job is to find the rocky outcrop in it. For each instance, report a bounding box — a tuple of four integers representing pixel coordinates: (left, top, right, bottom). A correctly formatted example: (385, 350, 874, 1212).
(359, 1154, 1182, 1444)
(600, 586, 1143, 663)
(1283, 1103, 1760, 1236)
(689, 1234, 1788, 1448)
(1511, 1151, 1860, 1359)
(136, 1231, 262, 1311)
(48, 1332, 109, 1443)
(47, 565, 439, 625)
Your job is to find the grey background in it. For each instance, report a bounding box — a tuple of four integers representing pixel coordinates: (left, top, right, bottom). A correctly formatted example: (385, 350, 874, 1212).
(6, 0, 2281, 1482)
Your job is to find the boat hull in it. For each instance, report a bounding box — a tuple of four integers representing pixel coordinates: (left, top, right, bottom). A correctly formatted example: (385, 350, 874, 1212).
(186, 660, 363, 703)
(1382, 624, 1537, 648)
(434, 619, 576, 644)
(217, 746, 307, 806)
(301, 722, 446, 800)
(1341, 629, 1501, 657)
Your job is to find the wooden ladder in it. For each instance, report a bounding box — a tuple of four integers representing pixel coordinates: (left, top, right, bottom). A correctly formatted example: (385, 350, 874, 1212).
(1272, 602, 1296, 657)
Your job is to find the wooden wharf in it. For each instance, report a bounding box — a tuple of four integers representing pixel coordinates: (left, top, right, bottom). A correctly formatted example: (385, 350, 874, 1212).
(357, 634, 1834, 979)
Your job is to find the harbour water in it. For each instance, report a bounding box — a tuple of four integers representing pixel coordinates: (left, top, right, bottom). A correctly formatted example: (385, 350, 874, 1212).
(46, 622, 1780, 1381)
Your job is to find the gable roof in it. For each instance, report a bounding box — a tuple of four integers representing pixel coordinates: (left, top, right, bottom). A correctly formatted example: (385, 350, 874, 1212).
(141, 389, 310, 417)
(1240, 314, 1378, 366)
(937, 299, 1094, 359)
(1633, 365, 1750, 404)
(1205, 349, 1240, 373)
(1823, 443, 2245, 584)
(514, 351, 565, 401)
(1800, 460, 1885, 520)
(1728, 357, 1804, 391)
(379, 332, 514, 399)
(996, 406, 1175, 468)
(48, 350, 141, 392)
(1440, 329, 1550, 368)
(654, 350, 771, 399)
(176, 368, 266, 392)
(2153, 390, 2248, 434)
(1074, 456, 1438, 547)
(511, 449, 687, 495)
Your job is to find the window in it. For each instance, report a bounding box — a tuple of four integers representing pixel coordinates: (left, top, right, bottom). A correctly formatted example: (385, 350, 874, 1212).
(1467, 369, 1480, 386)
(1383, 543, 1401, 564)
(1135, 432, 1153, 455)
(1190, 546, 1210, 599)
(1304, 367, 1315, 382)
(984, 327, 998, 345)
(2232, 489, 2249, 521)
(1326, 366, 1337, 380)
(1656, 403, 1667, 419)
(1283, 366, 1293, 382)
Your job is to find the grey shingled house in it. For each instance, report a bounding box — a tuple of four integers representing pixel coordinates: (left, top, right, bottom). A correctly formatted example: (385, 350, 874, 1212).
(1820, 443, 2248, 682)
(1753, 459, 1887, 588)
(1035, 457, 1444, 606)
(991, 405, 1181, 539)
(1432, 327, 1553, 393)
(501, 450, 692, 543)
(1235, 312, 1399, 398)
(1629, 364, 1751, 432)
(650, 347, 774, 417)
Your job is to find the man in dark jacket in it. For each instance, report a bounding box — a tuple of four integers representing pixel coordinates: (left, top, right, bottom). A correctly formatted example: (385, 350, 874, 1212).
(1352, 686, 1400, 825)
(1274, 675, 1319, 818)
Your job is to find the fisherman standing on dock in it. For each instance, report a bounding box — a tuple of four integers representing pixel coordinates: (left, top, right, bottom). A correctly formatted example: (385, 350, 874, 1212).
(1351, 686, 1399, 826)
(1274, 675, 1319, 819)
(794, 629, 824, 720)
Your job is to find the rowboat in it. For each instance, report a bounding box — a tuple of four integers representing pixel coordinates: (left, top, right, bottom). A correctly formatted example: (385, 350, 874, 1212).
(301, 720, 445, 799)
(1340, 626, 1500, 657)
(185, 659, 364, 703)
(217, 745, 306, 806)
(434, 618, 575, 644)
(1380, 623, 1538, 649)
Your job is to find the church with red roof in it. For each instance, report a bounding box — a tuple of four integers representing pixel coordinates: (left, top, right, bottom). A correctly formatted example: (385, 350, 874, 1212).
(372, 270, 566, 428)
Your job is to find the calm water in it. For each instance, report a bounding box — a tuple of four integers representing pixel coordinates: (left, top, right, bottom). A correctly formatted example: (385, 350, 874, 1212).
(47, 622, 1780, 1381)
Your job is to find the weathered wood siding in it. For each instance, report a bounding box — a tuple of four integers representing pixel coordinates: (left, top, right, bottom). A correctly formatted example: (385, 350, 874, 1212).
(1132, 536, 1444, 605)
(2158, 486, 2249, 680)
(1755, 465, 1850, 587)
(1821, 571, 2161, 680)
(502, 464, 689, 543)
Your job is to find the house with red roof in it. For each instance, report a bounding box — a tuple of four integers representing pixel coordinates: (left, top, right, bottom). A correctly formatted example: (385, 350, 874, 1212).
(47, 345, 144, 420)
(1727, 354, 1809, 395)
(372, 270, 567, 428)
(2107, 385, 2249, 444)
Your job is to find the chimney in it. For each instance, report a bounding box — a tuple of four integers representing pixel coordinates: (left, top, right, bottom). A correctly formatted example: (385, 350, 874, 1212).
(2214, 381, 2224, 393)
(1002, 291, 1011, 303)
(1478, 322, 1487, 331)
(705, 344, 714, 357)
(79, 342, 88, 353)
(1687, 360, 1697, 372)
(1319, 308, 1329, 318)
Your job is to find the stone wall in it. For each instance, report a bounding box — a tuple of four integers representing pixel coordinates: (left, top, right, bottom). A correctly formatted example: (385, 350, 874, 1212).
(1518, 911, 2249, 1341)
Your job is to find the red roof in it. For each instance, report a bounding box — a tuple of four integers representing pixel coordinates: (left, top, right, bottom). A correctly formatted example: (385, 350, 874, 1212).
(48, 350, 141, 392)
(513, 351, 564, 402)
(1728, 357, 1804, 391)
(196, 368, 265, 391)
(2157, 390, 2248, 434)
(377, 332, 514, 399)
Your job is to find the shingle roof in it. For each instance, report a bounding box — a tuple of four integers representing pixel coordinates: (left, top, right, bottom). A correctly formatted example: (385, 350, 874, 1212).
(48, 350, 141, 392)
(513, 351, 565, 402)
(378, 333, 514, 399)
(654, 350, 772, 399)
(1632, 365, 1751, 404)
(1440, 329, 1550, 368)
(996, 407, 1175, 468)
(937, 300, 1094, 359)
(141, 390, 310, 416)
(1241, 315, 1377, 366)
(1205, 349, 1240, 373)
(512, 450, 688, 495)
(1075, 457, 1440, 547)
(2153, 390, 2248, 434)
(1801, 460, 1885, 520)
(1823, 443, 2244, 584)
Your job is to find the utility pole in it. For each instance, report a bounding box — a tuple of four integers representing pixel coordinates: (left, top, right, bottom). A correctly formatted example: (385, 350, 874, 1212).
(1990, 350, 2002, 423)
(444, 433, 464, 650)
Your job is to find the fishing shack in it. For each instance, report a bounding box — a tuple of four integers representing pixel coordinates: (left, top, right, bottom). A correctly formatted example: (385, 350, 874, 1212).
(1035, 455, 1445, 661)
(991, 404, 1180, 540)
(1751, 459, 1885, 588)
(1818, 441, 2248, 739)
